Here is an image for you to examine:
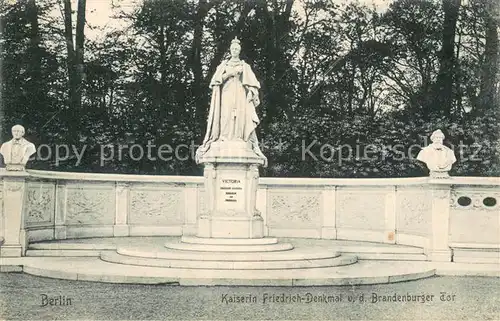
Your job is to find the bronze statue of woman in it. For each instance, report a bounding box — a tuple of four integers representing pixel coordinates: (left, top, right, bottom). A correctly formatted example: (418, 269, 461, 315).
(196, 37, 267, 166)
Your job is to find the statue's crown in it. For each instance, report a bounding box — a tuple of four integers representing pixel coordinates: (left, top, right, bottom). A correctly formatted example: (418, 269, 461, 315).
(231, 37, 241, 45)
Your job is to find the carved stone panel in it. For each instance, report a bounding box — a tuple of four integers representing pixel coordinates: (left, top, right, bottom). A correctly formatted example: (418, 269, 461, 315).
(396, 187, 432, 235)
(198, 189, 207, 215)
(66, 185, 115, 225)
(449, 209, 499, 244)
(450, 188, 500, 211)
(5, 181, 24, 192)
(449, 187, 500, 244)
(0, 182, 3, 211)
(336, 188, 386, 230)
(129, 187, 184, 225)
(25, 182, 55, 225)
(0, 182, 3, 235)
(267, 190, 321, 229)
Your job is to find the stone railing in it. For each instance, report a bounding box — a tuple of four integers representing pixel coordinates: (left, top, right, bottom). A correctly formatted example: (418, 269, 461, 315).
(0, 169, 499, 262)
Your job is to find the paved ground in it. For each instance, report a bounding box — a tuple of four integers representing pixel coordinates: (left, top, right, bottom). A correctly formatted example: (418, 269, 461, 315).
(0, 273, 498, 320)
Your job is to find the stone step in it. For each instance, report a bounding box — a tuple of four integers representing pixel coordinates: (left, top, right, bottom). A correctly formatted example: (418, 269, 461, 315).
(28, 239, 424, 254)
(25, 249, 103, 257)
(352, 252, 428, 261)
(117, 246, 340, 261)
(453, 257, 499, 264)
(25, 248, 426, 261)
(101, 251, 358, 270)
(334, 245, 424, 254)
(27, 243, 426, 261)
(18, 256, 437, 286)
(165, 241, 294, 252)
(181, 236, 279, 245)
(29, 243, 116, 250)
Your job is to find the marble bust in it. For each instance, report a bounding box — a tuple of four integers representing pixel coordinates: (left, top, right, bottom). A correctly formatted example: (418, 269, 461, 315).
(196, 37, 267, 166)
(0, 125, 36, 171)
(417, 129, 456, 177)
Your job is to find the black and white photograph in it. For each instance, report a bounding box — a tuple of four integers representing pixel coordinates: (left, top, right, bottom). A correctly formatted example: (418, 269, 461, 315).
(0, 0, 499, 320)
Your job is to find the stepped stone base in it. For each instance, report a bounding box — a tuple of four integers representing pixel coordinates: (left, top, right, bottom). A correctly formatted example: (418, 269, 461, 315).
(3, 237, 465, 286)
(165, 242, 294, 252)
(181, 236, 279, 245)
(11, 257, 437, 286)
(101, 251, 357, 270)
(111, 236, 352, 270)
(165, 236, 293, 252)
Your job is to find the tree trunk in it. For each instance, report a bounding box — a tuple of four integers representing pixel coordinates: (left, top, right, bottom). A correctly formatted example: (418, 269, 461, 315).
(25, 0, 43, 130)
(27, 0, 41, 81)
(479, 0, 499, 110)
(192, 0, 209, 135)
(75, 0, 86, 107)
(158, 25, 168, 118)
(63, 0, 77, 109)
(347, 67, 354, 116)
(259, 0, 295, 132)
(0, 16, 4, 164)
(63, 0, 85, 139)
(434, 0, 460, 116)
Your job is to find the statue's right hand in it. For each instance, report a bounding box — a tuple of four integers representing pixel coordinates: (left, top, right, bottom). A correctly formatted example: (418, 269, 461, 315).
(223, 71, 235, 81)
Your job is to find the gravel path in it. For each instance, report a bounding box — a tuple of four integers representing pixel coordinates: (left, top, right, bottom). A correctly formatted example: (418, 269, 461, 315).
(0, 273, 498, 320)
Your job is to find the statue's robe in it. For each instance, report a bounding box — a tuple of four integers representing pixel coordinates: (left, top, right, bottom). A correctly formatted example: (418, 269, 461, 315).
(197, 59, 260, 161)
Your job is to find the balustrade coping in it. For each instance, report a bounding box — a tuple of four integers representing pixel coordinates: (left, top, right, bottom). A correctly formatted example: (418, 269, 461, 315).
(0, 169, 497, 187)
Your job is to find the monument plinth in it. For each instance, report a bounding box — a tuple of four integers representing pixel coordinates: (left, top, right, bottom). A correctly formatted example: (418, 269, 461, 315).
(193, 37, 267, 240)
(197, 141, 264, 238)
(0, 125, 36, 257)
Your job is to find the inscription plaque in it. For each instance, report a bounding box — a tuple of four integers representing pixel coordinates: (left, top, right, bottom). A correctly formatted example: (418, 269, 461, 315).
(219, 179, 243, 205)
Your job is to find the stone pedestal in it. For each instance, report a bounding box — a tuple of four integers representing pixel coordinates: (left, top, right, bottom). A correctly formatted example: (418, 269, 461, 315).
(5, 164, 25, 171)
(427, 183, 452, 262)
(430, 171, 450, 179)
(0, 171, 28, 257)
(197, 141, 265, 239)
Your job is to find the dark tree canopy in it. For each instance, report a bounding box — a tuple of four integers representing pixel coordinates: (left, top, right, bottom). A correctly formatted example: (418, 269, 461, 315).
(1, 0, 499, 177)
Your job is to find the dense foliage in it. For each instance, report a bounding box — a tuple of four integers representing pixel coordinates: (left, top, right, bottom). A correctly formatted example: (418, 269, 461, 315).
(1, 0, 499, 177)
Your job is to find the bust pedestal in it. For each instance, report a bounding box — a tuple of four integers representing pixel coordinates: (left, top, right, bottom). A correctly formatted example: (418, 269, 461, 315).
(0, 170, 29, 257)
(429, 170, 450, 179)
(5, 164, 25, 171)
(197, 141, 265, 238)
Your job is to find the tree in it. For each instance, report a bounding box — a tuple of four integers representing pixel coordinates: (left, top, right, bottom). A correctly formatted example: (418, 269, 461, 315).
(434, 0, 460, 116)
(478, 0, 499, 110)
(1, 0, 498, 176)
(62, 0, 86, 137)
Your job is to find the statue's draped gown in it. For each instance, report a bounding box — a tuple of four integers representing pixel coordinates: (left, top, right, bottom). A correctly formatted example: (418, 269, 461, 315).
(198, 58, 261, 157)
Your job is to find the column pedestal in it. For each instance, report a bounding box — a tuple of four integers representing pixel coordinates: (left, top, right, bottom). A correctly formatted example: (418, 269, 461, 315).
(427, 182, 452, 262)
(197, 141, 265, 239)
(0, 171, 28, 257)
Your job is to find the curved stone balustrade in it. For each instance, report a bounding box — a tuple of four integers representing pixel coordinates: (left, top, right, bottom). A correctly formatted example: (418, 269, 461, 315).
(0, 168, 499, 263)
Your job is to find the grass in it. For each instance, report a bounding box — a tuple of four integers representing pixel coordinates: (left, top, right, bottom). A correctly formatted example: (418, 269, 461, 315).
(0, 273, 499, 320)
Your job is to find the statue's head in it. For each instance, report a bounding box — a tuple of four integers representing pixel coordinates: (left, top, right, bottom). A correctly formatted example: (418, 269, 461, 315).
(11, 124, 25, 140)
(230, 37, 241, 58)
(430, 129, 445, 144)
